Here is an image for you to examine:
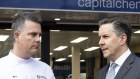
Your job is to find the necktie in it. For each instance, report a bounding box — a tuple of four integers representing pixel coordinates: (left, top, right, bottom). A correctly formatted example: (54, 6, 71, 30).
(106, 63, 118, 79)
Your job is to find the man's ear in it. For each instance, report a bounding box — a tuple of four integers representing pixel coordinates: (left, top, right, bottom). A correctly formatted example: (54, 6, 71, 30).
(120, 33, 127, 45)
(14, 31, 20, 42)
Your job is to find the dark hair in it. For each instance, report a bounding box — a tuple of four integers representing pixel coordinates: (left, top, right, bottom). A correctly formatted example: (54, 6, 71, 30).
(11, 12, 42, 41)
(98, 17, 132, 46)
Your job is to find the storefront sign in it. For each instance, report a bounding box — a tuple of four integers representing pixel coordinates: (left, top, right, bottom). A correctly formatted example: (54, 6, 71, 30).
(0, 0, 140, 13)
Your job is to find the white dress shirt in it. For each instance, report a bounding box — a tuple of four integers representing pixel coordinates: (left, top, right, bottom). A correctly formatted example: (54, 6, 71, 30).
(107, 49, 131, 77)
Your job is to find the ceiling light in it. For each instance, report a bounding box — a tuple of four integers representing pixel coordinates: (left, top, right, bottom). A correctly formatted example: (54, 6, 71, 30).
(54, 18, 60, 21)
(50, 30, 60, 32)
(134, 30, 140, 33)
(80, 60, 85, 62)
(34, 58, 41, 61)
(92, 31, 98, 33)
(68, 55, 72, 57)
(11, 13, 19, 18)
(68, 53, 81, 57)
(50, 53, 53, 55)
(54, 46, 68, 51)
(84, 47, 100, 51)
(55, 58, 66, 62)
(70, 37, 88, 43)
(0, 35, 9, 41)
(5, 29, 12, 30)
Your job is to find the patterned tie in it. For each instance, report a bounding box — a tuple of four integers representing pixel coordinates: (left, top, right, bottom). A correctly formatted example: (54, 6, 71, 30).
(106, 63, 118, 79)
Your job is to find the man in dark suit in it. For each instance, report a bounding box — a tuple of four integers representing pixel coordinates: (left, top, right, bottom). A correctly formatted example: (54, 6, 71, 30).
(97, 17, 140, 79)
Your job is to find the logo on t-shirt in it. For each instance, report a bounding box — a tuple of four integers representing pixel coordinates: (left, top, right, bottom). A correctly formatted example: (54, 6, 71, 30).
(37, 75, 47, 79)
(13, 75, 18, 78)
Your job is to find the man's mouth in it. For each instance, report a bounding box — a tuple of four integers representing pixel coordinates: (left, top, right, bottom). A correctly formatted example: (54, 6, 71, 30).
(33, 45, 39, 49)
(102, 48, 107, 52)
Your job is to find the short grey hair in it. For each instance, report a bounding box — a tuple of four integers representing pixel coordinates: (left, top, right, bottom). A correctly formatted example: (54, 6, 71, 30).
(11, 12, 42, 41)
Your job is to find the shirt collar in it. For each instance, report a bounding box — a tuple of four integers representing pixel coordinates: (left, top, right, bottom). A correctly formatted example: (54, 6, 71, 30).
(8, 50, 32, 63)
(111, 49, 131, 66)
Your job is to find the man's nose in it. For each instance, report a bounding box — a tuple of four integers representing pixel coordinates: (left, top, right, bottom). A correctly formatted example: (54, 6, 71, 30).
(98, 38, 103, 45)
(36, 35, 41, 42)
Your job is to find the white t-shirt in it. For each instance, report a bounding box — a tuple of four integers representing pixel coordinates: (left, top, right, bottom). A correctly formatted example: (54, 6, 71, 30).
(0, 51, 55, 79)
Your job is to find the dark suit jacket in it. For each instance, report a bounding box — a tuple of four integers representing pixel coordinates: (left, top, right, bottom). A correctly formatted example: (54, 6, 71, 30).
(96, 53, 140, 79)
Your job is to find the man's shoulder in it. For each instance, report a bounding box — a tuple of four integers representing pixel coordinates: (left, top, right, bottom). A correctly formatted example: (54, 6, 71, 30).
(134, 55, 140, 64)
(0, 56, 8, 63)
(130, 53, 140, 62)
(127, 53, 140, 67)
(0, 56, 9, 70)
(31, 58, 52, 69)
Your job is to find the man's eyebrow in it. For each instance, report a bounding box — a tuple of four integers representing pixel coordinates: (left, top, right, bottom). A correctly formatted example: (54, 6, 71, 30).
(29, 32, 41, 35)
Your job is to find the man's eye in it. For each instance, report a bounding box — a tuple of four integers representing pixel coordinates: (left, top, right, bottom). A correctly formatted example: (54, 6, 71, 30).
(103, 36, 109, 38)
(30, 33, 37, 37)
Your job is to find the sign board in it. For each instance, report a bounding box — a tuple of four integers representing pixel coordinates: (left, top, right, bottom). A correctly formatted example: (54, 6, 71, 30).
(0, 0, 140, 13)
(53, 62, 86, 76)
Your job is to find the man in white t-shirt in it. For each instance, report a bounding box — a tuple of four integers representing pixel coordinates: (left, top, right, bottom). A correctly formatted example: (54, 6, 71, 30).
(0, 12, 55, 79)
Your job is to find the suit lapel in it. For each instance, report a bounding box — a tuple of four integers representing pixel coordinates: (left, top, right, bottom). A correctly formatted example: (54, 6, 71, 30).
(115, 54, 135, 79)
(102, 64, 110, 79)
